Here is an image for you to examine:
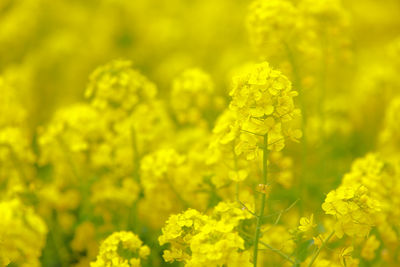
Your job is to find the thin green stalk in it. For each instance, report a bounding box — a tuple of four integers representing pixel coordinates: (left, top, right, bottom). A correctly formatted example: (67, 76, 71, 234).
(57, 137, 80, 181)
(233, 142, 240, 202)
(307, 230, 335, 267)
(129, 126, 143, 232)
(259, 240, 295, 264)
(164, 174, 189, 209)
(253, 134, 268, 267)
(8, 145, 28, 182)
(130, 126, 141, 182)
(241, 225, 295, 265)
(283, 41, 307, 215)
(46, 214, 70, 267)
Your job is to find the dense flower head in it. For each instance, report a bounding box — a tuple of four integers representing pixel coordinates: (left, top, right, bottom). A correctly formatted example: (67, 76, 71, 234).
(188, 223, 251, 267)
(140, 148, 186, 189)
(171, 68, 217, 126)
(85, 60, 157, 117)
(343, 154, 400, 220)
(91, 231, 150, 267)
(322, 185, 380, 238)
(338, 153, 400, 256)
(229, 62, 301, 156)
(38, 103, 107, 167)
(247, 0, 299, 52)
(159, 205, 252, 266)
(159, 209, 209, 261)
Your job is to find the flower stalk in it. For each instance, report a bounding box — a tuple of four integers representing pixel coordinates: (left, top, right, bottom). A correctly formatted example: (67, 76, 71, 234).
(307, 230, 335, 267)
(253, 134, 268, 267)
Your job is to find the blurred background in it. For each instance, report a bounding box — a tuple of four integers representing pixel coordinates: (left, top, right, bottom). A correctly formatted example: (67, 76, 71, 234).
(2, 1, 400, 266)
(1, 0, 399, 127)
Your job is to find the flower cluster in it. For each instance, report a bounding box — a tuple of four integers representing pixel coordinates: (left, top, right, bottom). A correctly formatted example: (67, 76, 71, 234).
(322, 185, 380, 238)
(229, 62, 301, 158)
(247, 0, 351, 69)
(171, 68, 220, 126)
(91, 231, 150, 267)
(159, 203, 252, 267)
(85, 60, 157, 118)
(247, 0, 299, 54)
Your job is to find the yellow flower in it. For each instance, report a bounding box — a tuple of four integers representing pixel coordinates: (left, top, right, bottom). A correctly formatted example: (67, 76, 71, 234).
(229, 62, 301, 158)
(171, 68, 219, 126)
(338, 246, 358, 267)
(247, 0, 299, 53)
(91, 231, 150, 267)
(322, 183, 380, 238)
(85, 59, 157, 119)
(361, 235, 380, 261)
(298, 214, 316, 232)
(159, 205, 252, 266)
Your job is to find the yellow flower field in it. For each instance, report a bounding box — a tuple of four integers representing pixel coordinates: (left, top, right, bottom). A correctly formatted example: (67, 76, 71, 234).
(1, 0, 400, 266)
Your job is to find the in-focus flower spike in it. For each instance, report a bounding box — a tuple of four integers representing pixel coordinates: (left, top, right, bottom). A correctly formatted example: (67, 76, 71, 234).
(229, 61, 301, 157)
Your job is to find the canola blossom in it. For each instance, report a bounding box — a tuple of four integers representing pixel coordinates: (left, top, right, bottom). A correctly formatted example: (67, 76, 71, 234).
(1, 0, 400, 266)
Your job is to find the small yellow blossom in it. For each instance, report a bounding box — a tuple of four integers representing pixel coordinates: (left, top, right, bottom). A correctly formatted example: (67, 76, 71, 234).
(361, 235, 380, 261)
(298, 214, 317, 232)
(91, 231, 150, 267)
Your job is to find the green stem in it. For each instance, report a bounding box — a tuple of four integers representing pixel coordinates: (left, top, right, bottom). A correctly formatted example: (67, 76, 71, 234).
(129, 126, 143, 232)
(242, 225, 295, 265)
(253, 134, 268, 267)
(283, 41, 307, 216)
(233, 143, 240, 202)
(130, 126, 141, 182)
(7, 145, 29, 182)
(57, 137, 80, 181)
(307, 230, 335, 267)
(259, 240, 295, 264)
(164, 174, 189, 209)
